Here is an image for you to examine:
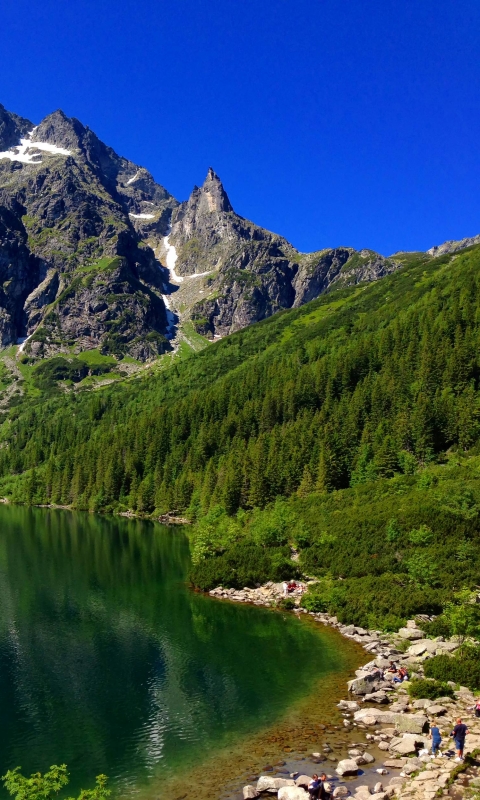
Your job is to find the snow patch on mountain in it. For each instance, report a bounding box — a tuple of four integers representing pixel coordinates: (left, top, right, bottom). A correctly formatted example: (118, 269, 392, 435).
(0, 131, 72, 164)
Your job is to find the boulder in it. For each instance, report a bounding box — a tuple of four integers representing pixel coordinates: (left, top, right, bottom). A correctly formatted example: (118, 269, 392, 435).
(378, 742, 390, 751)
(395, 715, 428, 735)
(361, 752, 375, 764)
(338, 700, 360, 711)
(425, 704, 447, 716)
(295, 776, 312, 789)
(370, 794, 387, 800)
(383, 760, 406, 768)
(389, 734, 425, 755)
(257, 777, 295, 792)
(354, 786, 371, 800)
(412, 699, 429, 709)
(278, 789, 309, 800)
(243, 787, 259, 799)
(435, 641, 459, 653)
(332, 787, 349, 798)
(389, 702, 409, 713)
(348, 675, 384, 695)
(376, 769, 389, 775)
(336, 759, 360, 776)
(363, 691, 390, 704)
(407, 642, 427, 656)
(398, 628, 425, 640)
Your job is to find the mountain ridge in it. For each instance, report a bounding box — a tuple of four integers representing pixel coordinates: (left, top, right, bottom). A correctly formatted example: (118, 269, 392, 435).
(0, 102, 478, 373)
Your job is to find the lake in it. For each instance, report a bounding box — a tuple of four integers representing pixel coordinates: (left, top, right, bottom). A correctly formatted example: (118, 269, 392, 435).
(0, 506, 360, 799)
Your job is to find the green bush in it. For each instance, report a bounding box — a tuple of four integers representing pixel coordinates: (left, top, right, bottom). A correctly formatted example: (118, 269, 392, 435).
(189, 542, 300, 591)
(278, 597, 296, 610)
(424, 648, 480, 691)
(408, 677, 454, 700)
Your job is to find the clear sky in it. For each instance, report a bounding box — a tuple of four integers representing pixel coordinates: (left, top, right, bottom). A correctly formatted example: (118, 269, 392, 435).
(1, 0, 479, 255)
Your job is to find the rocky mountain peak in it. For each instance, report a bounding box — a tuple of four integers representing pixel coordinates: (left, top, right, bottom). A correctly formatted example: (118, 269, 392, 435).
(32, 109, 85, 151)
(203, 167, 233, 213)
(0, 104, 33, 150)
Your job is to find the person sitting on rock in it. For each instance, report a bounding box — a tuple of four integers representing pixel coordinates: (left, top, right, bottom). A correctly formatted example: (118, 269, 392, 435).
(287, 580, 297, 593)
(393, 666, 408, 683)
(319, 773, 331, 800)
(451, 718, 469, 762)
(308, 774, 321, 799)
(386, 661, 397, 673)
(429, 722, 442, 757)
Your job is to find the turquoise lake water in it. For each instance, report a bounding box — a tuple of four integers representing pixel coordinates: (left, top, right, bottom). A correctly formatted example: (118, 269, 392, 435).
(0, 506, 346, 798)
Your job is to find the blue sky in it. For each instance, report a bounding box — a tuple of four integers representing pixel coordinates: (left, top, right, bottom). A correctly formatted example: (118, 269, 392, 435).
(1, 0, 479, 255)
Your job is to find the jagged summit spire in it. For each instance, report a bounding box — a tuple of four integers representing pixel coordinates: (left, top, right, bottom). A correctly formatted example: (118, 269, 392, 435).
(194, 166, 233, 213)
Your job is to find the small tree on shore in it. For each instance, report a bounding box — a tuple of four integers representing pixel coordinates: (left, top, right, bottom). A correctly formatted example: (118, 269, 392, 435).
(2, 765, 110, 800)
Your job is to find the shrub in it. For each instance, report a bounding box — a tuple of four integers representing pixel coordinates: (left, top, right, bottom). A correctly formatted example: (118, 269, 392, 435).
(424, 648, 480, 691)
(278, 597, 296, 610)
(408, 677, 454, 700)
(189, 542, 300, 591)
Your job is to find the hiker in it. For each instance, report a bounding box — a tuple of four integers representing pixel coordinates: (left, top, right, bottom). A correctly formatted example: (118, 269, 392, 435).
(386, 661, 397, 673)
(287, 580, 297, 593)
(308, 774, 321, 799)
(476, 699, 480, 719)
(319, 773, 331, 800)
(429, 722, 442, 757)
(393, 666, 408, 683)
(451, 718, 469, 761)
(282, 581, 288, 597)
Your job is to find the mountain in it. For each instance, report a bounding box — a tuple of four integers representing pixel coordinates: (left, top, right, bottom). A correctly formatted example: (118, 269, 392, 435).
(0, 103, 427, 364)
(166, 168, 401, 337)
(0, 105, 177, 360)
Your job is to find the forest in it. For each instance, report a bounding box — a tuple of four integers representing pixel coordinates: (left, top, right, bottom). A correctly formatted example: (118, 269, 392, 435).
(1, 243, 480, 628)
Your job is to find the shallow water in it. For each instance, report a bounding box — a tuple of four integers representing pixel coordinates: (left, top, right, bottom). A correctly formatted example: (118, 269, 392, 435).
(0, 506, 362, 799)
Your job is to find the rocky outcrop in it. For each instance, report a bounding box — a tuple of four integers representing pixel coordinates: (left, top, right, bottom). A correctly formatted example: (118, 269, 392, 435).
(427, 233, 480, 258)
(0, 106, 177, 360)
(170, 170, 405, 339)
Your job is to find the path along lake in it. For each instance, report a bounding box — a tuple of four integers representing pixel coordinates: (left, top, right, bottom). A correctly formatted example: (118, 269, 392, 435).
(0, 507, 363, 800)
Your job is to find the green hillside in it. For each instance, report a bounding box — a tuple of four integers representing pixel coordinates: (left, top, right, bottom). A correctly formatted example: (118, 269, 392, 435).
(1, 243, 480, 627)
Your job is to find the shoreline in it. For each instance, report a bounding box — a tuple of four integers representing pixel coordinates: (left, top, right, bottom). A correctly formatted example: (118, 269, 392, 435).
(206, 583, 480, 800)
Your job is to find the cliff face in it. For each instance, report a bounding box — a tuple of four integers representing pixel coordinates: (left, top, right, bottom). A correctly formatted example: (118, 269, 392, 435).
(168, 169, 402, 337)
(0, 106, 178, 359)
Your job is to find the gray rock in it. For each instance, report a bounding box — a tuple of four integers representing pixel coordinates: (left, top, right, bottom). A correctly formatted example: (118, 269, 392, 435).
(395, 715, 428, 734)
(389, 734, 426, 755)
(333, 787, 350, 798)
(338, 700, 360, 711)
(278, 788, 309, 800)
(243, 786, 259, 799)
(363, 691, 389, 704)
(256, 776, 296, 792)
(336, 759, 360, 776)
(425, 705, 447, 716)
(398, 628, 425, 640)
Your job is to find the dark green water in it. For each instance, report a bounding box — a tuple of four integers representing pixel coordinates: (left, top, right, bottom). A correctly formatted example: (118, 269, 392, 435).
(0, 506, 346, 797)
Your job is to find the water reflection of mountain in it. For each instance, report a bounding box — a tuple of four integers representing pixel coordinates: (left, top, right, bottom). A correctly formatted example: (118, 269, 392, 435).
(0, 507, 339, 797)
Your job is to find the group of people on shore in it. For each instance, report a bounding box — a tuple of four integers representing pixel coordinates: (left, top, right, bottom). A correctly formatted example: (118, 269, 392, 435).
(282, 580, 305, 596)
(428, 717, 473, 761)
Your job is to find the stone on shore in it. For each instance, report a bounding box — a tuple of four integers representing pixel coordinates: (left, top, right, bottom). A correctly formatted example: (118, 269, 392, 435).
(425, 704, 447, 716)
(348, 675, 386, 695)
(363, 691, 389, 704)
(243, 786, 259, 799)
(336, 759, 360, 776)
(395, 714, 428, 734)
(257, 776, 295, 792)
(333, 787, 349, 797)
(389, 734, 426, 755)
(278, 788, 309, 800)
(398, 628, 425, 640)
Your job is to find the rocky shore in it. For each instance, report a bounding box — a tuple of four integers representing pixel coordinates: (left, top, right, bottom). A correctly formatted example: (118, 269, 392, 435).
(208, 584, 480, 800)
